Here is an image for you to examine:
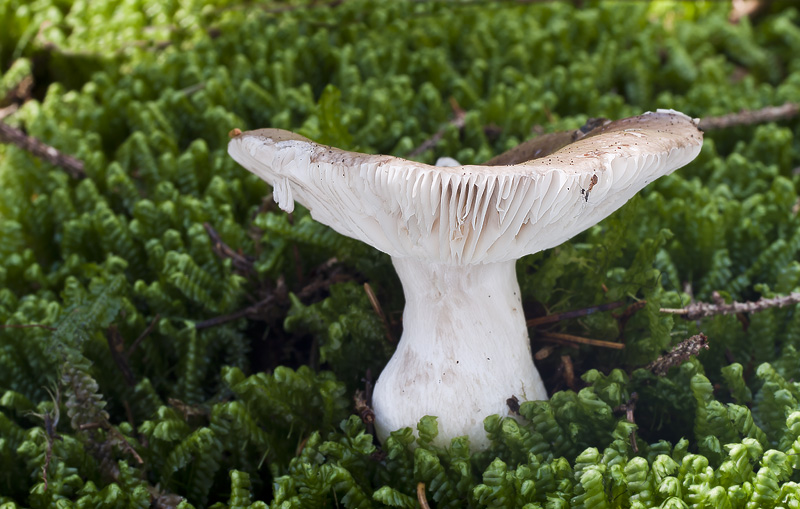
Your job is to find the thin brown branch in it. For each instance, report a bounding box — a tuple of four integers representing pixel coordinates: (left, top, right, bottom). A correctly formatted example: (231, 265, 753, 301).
(363, 282, 396, 345)
(534, 345, 556, 360)
(538, 331, 625, 350)
(203, 222, 255, 276)
(354, 389, 375, 425)
(645, 333, 709, 376)
(0, 122, 86, 178)
(106, 325, 136, 387)
(127, 314, 160, 357)
(195, 258, 351, 330)
(613, 392, 639, 453)
(408, 98, 466, 158)
(660, 292, 800, 321)
(417, 482, 431, 509)
(613, 300, 648, 333)
(526, 300, 624, 327)
(31, 387, 62, 492)
(194, 293, 278, 329)
(1, 74, 33, 109)
(0, 104, 19, 121)
(561, 355, 576, 390)
(699, 102, 798, 131)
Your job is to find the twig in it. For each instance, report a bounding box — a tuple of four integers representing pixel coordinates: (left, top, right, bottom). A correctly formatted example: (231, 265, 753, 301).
(699, 102, 798, 131)
(196, 258, 351, 330)
(0, 104, 19, 121)
(526, 301, 624, 327)
(127, 314, 160, 356)
(408, 98, 466, 158)
(363, 283, 396, 345)
(1, 74, 33, 109)
(194, 293, 277, 329)
(613, 393, 639, 453)
(534, 345, 556, 360)
(561, 355, 576, 390)
(645, 333, 709, 376)
(203, 222, 255, 276)
(106, 325, 136, 387)
(660, 292, 800, 321)
(108, 426, 144, 464)
(417, 483, 431, 509)
(179, 82, 206, 96)
(613, 300, 648, 333)
(538, 331, 625, 350)
(354, 390, 375, 425)
(28, 386, 62, 491)
(0, 122, 86, 178)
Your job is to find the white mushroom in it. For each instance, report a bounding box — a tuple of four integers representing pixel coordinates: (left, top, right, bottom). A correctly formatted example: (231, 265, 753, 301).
(228, 109, 703, 450)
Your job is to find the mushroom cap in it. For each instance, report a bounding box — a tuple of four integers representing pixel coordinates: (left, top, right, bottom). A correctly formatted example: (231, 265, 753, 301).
(229, 109, 703, 265)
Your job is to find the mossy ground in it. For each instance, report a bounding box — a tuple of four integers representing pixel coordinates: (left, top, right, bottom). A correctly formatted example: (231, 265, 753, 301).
(2, 1, 800, 507)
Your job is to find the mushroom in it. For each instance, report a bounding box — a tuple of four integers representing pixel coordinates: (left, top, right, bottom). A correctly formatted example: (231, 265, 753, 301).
(228, 109, 703, 450)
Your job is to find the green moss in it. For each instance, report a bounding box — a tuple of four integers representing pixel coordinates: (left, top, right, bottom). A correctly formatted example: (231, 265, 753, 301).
(2, 0, 800, 506)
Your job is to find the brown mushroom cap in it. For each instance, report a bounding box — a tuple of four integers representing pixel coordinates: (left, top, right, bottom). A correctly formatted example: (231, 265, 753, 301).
(229, 109, 703, 265)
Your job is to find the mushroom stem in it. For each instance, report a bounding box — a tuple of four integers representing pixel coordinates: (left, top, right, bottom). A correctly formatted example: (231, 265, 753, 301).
(373, 257, 547, 450)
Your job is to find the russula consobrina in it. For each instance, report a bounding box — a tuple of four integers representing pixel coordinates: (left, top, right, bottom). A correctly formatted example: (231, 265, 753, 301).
(228, 109, 703, 450)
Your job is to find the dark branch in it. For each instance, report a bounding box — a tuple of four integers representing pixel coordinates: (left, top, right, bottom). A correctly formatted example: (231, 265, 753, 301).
(660, 292, 800, 321)
(699, 102, 798, 131)
(204, 222, 256, 276)
(106, 325, 136, 387)
(527, 300, 624, 327)
(127, 314, 160, 356)
(645, 333, 709, 376)
(538, 331, 625, 350)
(408, 98, 466, 158)
(0, 122, 86, 179)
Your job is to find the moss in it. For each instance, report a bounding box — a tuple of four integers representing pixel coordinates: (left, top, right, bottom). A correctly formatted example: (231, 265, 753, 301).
(2, 0, 800, 506)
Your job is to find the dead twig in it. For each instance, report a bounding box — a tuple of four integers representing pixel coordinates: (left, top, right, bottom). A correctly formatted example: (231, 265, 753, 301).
(526, 300, 624, 327)
(699, 102, 798, 131)
(561, 355, 576, 390)
(0, 122, 86, 179)
(645, 333, 709, 376)
(203, 222, 255, 276)
(0, 104, 19, 121)
(354, 390, 375, 425)
(538, 331, 625, 350)
(660, 292, 800, 321)
(534, 344, 556, 361)
(1, 73, 33, 109)
(613, 300, 648, 333)
(408, 98, 466, 158)
(363, 282, 396, 345)
(194, 291, 280, 330)
(27, 386, 62, 491)
(195, 260, 351, 330)
(106, 325, 136, 387)
(127, 314, 160, 357)
(613, 392, 639, 453)
(417, 482, 431, 509)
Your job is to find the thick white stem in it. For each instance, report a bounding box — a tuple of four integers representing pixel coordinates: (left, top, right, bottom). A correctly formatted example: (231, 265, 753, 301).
(373, 257, 547, 450)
